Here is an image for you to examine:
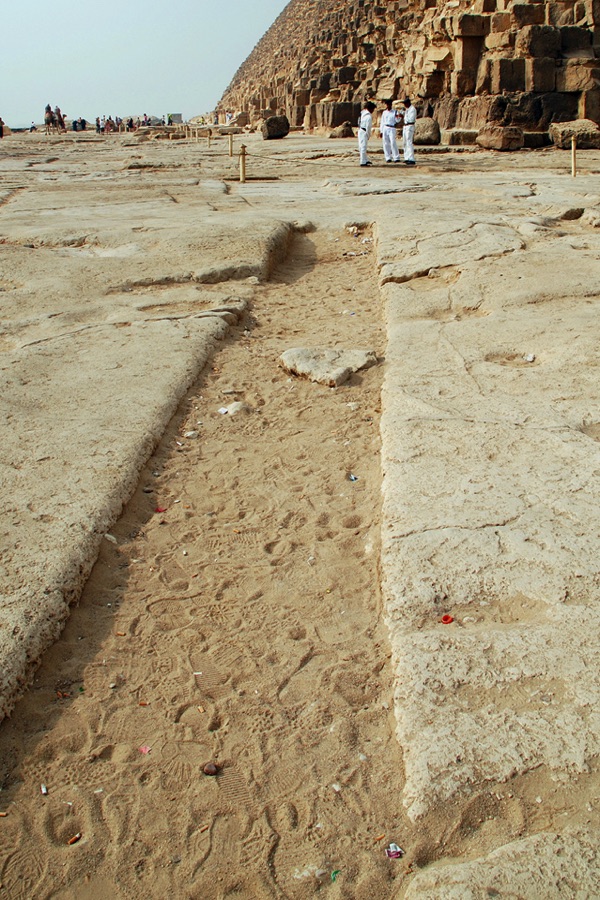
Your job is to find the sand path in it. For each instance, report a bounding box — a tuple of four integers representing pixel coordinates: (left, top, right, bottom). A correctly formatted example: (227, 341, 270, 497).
(0, 227, 416, 897)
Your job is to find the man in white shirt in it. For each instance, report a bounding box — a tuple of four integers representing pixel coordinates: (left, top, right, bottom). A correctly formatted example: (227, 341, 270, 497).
(401, 97, 417, 166)
(357, 101, 376, 167)
(379, 99, 401, 163)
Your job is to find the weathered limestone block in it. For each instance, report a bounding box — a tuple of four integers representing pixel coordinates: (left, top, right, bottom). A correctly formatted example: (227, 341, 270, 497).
(441, 128, 479, 144)
(515, 24, 562, 57)
(539, 89, 580, 122)
(580, 87, 600, 120)
(294, 89, 311, 105)
(328, 120, 354, 137)
(485, 28, 516, 50)
(476, 58, 492, 93)
(547, 0, 576, 26)
(549, 117, 600, 147)
(455, 94, 497, 127)
(434, 96, 460, 129)
(374, 76, 400, 99)
(561, 23, 594, 54)
(333, 65, 358, 84)
(511, 2, 546, 27)
(556, 60, 600, 91)
(491, 10, 512, 31)
(525, 56, 557, 91)
(491, 57, 527, 92)
(423, 71, 446, 96)
(424, 45, 453, 69)
(414, 117, 441, 143)
(288, 105, 306, 127)
(316, 101, 362, 128)
(452, 12, 491, 36)
(452, 70, 476, 94)
(261, 115, 290, 139)
(523, 130, 552, 146)
(476, 123, 525, 149)
(455, 34, 485, 69)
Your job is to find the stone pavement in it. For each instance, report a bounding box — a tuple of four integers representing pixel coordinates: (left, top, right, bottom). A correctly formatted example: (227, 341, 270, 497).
(1, 131, 600, 893)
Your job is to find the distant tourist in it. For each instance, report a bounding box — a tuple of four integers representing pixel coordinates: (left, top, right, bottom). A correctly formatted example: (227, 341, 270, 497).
(95, 117, 101, 133)
(44, 104, 55, 133)
(380, 98, 401, 163)
(357, 101, 376, 167)
(167, 114, 172, 126)
(401, 97, 417, 166)
(0, 117, 4, 139)
(30, 122, 37, 132)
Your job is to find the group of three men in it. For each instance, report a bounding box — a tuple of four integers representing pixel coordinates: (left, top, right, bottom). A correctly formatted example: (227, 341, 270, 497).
(358, 97, 417, 168)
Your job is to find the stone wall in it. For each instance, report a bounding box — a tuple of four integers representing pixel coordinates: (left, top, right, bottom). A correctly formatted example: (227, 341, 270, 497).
(218, 0, 600, 131)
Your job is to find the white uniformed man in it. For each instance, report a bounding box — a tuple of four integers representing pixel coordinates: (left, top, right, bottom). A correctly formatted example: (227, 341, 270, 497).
(379, 99, 401, 163)
(357, 101, 376, 167)
(401, 97, 417, 166)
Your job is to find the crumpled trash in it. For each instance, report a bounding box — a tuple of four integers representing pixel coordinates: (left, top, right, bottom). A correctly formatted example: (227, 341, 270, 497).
(385, 843, 404, 859)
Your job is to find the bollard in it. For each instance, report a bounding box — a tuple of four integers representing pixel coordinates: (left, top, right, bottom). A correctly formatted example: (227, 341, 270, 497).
(228, 133, 233, 157)
(195, 127, 199, 144)
(571, 135, 577, 178)
(239, 144, 247, 184)
(207, 130, 211, 149)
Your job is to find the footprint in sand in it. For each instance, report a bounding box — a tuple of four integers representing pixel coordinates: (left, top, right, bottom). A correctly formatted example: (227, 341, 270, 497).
(1, 846, 48, 899)
(189, 653, 230, 700)
(146, 597, 196, 631)
(43, 805, 84, 847)
(157, 740, 211, 792)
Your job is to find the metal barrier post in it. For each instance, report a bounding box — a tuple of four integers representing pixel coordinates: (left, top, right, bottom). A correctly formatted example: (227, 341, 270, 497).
(571, 135, 577, 178)
(228, 133, 233, 157)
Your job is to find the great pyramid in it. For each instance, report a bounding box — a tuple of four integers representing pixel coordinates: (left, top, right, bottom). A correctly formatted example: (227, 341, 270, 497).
(219, 0, 599, 131)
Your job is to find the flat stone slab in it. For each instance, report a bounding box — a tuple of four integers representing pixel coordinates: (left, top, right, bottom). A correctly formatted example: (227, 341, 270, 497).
(405, 829, 600, 898)
(0, 144, 296, 719)
(280, 347, 377, 386)
(378, 197, 600, 822)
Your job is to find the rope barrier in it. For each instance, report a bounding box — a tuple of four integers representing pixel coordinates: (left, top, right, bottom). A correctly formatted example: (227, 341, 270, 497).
(242, 149, 365, 169)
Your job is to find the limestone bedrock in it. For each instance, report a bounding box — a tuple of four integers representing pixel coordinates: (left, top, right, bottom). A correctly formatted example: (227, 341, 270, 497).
(1, 131, 600, 893)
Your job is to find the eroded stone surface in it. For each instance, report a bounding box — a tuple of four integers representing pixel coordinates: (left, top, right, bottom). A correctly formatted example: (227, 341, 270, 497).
(405, 830, 600, 898)
(280, 347, 377, 386)
(379, 199, 600, 827)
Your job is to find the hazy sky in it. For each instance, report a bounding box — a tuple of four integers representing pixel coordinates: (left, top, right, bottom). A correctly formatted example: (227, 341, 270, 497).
(2, 0, 289, 127)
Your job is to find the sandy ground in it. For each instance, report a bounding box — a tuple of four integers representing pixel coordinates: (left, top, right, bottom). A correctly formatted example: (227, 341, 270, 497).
(0, 222, 409, 898)
(1, 129, 600, 898)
